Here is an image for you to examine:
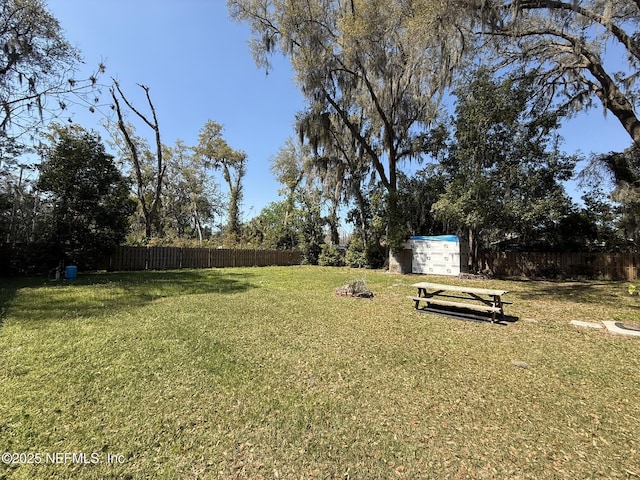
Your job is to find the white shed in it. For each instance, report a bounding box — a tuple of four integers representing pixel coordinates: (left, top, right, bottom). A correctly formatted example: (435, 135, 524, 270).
(409, 235, 461, 276)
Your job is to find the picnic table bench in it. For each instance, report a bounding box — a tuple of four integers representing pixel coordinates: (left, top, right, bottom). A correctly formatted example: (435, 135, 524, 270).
(409, 282, 510, 323)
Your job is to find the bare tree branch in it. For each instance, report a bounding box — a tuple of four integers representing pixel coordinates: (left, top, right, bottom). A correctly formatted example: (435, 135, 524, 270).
(109, 81, 166, 239)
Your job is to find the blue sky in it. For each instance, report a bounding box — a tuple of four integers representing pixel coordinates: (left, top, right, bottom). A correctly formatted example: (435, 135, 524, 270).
(47, 0, 632, 219)
(47, 0, 305, 221)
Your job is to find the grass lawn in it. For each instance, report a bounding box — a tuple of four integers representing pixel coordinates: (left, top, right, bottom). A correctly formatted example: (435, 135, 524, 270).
(0, 266, 639, 479)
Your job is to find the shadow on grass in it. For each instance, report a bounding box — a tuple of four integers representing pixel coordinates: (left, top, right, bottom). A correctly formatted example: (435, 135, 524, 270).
(83, 269, 256, 295)
(1, 276, 51, 328)
(0, 269, 257, 325)
(416, 306, 519, 325)
(511, 279, 640, 308)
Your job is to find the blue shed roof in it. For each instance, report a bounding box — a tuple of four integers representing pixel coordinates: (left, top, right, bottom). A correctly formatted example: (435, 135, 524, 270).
(410, 235, 459, 242)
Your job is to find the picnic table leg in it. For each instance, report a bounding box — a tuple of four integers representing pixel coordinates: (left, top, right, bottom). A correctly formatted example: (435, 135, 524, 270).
(414, 287, 427, 309)
(492, 295, 504, 323)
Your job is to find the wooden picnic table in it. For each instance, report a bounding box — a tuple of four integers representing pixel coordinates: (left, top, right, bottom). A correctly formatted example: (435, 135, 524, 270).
(409, 282, 509, 322)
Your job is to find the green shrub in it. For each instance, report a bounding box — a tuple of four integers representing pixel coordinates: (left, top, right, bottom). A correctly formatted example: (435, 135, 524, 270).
(345, 237, 386, 269)
(345, 237, 367, 268)
(318, 243, 344, 267)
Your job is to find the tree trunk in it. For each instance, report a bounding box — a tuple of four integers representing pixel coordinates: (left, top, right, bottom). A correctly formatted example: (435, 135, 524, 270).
(144, 219, 152, 241)
(227, 191, 240, 239)
(222, 161, 245, 242)
(386, 158, 403, 256)
(353, 186, 369, 247)
(581, 49, 640, 147)
(468, 227, 481, 273)
(328, 202, 340, 245)
(193, 207, 203, 245)
(110, 82, 166, 241)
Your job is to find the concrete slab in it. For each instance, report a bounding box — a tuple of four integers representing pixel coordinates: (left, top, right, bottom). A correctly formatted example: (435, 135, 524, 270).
(570, 320, 604, 329)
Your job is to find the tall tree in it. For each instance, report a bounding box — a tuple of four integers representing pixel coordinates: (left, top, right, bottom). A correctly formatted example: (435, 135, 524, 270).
(1, 136, 29, 244)
(273, 130, 346, 247)
(432, 69, 577, 268)
(110, 81, 166, 240)
(270, 137, 307, 225)
(194, 120, 247, 244)
(245, 200, 300, 250)
(296, 108, 373, 247)
(296, 188, 325, 264)
(37, 125, 135, 269)
(228, 0, 465, 253)
(2, 162, 39, 246)
(163, 140, 223, 244)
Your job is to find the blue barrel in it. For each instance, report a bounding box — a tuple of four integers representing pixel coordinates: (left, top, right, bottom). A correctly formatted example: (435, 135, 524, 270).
(65, 265, 77, 281)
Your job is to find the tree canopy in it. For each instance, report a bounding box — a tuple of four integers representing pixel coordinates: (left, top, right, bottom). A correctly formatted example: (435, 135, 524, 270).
(37, 125, 135, 269)
(1, 0, 104, 143)
(228, 0, 467, 250)
(2, 1, 638, 274)
(465, 0, 640, 146)
(432, 69, 579, 264)
(194, 120, 248, 243)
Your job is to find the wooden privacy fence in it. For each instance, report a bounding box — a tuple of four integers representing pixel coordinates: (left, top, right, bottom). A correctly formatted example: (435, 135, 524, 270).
(471, 251, 639, 281)
(104, 246, 302, 271)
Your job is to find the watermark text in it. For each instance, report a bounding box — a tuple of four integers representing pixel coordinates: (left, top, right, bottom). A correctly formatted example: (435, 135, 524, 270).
(1, 452, 125, 465)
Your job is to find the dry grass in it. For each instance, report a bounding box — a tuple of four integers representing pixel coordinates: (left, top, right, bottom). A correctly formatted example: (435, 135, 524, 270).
(0, 267, 638, 479)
